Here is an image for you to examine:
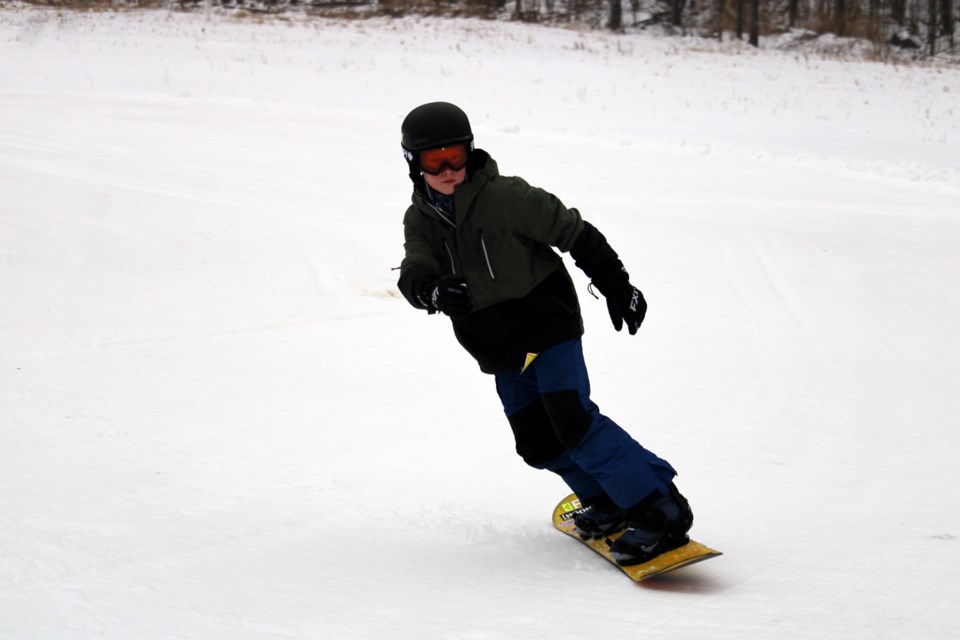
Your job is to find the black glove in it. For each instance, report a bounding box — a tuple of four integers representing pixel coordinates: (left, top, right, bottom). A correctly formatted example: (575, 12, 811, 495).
(423, 275, 474, 317)
(604, 283, 647, 335)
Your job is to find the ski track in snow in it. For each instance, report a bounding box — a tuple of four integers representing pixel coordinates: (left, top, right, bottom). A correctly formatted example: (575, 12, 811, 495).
(1, 6, 959, 639)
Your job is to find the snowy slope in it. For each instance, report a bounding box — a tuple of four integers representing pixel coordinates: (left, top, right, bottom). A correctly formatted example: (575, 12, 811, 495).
(1, 7, 959, 639)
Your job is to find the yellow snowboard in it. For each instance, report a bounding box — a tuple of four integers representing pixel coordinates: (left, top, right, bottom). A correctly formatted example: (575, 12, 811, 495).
(552, 493, 721, 582)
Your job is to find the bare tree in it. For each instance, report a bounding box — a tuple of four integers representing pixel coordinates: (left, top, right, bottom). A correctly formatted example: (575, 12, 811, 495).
(364, 0, 960, 55)
(737, 0, 745, 39)
(609, 0, 623, 30)
(941, 0, 955, 40)
(716, 0, 726, 39)
(671, 0, 685, 26)
(892, 0, 907, 25)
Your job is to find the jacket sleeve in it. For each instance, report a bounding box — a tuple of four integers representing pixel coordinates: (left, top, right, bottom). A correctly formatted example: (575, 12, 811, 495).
(398, 263, 435, 310)
(504, 178, 584, 252)
(568, 221, 629, 296)
(398, 209, 439, 310)
(504, 177, 629, 295)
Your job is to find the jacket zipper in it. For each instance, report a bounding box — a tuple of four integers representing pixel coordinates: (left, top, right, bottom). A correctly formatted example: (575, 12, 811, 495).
(479, 231, 496, 280)
(442, 240, 458, 276)
(430, 203, 456, 228)
(429, 201, 460, 276)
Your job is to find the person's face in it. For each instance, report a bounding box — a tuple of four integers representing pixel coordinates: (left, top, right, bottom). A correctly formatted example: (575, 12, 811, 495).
(418, 144, 469, 195)
(423, 166, 466, 195)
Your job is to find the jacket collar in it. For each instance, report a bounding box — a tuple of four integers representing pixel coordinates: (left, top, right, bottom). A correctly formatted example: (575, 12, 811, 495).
(412, 149, 497, 226)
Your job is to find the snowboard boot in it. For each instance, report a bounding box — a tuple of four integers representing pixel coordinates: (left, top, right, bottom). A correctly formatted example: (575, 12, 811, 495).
(573, 493, 627, 540)
(608, 483, 693, 566)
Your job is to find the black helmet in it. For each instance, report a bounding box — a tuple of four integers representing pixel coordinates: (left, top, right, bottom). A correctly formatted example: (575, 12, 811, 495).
(401, 102, 474, 161)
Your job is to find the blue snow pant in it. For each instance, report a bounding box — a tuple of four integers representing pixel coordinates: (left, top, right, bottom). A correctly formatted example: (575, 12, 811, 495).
(494, 338, 676, 509)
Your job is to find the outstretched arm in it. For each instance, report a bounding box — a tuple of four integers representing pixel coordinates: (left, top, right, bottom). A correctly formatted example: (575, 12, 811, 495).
(569, 221, 647, 335)
(398, 265, 473, 317)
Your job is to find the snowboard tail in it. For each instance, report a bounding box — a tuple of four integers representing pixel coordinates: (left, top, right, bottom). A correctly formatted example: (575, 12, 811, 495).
(552, 493, 721, 582)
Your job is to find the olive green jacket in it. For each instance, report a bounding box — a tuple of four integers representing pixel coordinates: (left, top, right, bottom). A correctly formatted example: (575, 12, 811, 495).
(399, 151, 588, 373)
(400, 151, 585, 310)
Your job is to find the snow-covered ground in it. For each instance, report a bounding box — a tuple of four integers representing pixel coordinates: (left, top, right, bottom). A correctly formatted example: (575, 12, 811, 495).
(1, 6, 959, 638)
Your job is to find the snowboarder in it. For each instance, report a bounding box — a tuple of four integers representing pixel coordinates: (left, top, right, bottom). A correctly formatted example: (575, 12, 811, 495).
(396, 102, 693, 566)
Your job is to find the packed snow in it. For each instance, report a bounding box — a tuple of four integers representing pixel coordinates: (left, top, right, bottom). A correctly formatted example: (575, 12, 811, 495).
(1, 6, 959, 638)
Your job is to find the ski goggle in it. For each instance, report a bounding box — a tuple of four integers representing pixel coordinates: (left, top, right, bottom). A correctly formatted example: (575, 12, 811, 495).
(418, 144, 469, 175)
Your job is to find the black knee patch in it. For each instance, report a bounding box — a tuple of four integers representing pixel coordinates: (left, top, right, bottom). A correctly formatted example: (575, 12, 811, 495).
(541, 390, 592, 451)
(506, 400, 566, 467)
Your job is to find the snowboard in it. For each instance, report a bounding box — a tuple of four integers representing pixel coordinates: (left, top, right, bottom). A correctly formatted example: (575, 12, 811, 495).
(552, 493, 721, 582)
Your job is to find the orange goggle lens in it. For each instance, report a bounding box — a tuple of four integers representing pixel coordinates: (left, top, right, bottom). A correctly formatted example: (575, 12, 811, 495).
(418, 144, 469, 175)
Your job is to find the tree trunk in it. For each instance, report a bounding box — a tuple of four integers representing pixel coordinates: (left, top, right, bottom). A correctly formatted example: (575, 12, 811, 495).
(941, 0, 955, 37)
(717, 0, 725, 40)
(836, 0, 847, 36)
(608, 0, 623, 30)
(929, 0, 938, 55)
(749, 0, 759, 46)
(671, 0, 685, 28)
(737, 0, 744, 39)
(891, 0, 906, 26)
